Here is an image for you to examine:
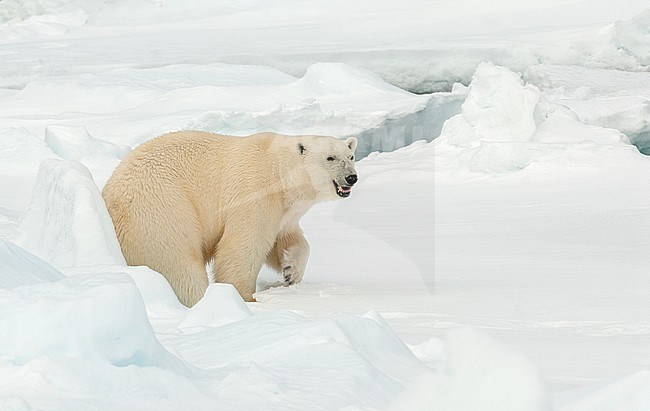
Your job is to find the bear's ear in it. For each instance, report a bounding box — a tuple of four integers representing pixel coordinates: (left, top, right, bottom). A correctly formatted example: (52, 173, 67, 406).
(298, 143, 306, 155)
(346, 137, 358, 152)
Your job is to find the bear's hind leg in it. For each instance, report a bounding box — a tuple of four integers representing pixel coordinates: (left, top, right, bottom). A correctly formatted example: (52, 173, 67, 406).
(213, 235, 269, 302)
(113, 195, 208, 307)
(152, 253, 209, 307)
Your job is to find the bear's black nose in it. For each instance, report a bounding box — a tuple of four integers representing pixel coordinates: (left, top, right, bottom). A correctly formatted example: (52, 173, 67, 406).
(345, 174, 358, 186)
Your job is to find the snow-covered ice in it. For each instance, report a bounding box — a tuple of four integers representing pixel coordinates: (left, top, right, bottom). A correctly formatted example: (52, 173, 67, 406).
(12, 159, 126, 268)
(435, 62, 639, 174)
(0, 239, 64, 288)
(2, 0, 650, 409)
(179, 284, 253, 332)
(525, 64, 650, 154)
(44, 124, 130, 161)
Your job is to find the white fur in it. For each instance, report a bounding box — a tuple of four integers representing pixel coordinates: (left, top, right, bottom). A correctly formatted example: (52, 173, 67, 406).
(102, 131, 357, 306)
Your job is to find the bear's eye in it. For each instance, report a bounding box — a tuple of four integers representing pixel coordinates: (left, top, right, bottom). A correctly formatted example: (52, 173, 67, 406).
(350, 155, 354, 160)
(327, 156, 335, 161)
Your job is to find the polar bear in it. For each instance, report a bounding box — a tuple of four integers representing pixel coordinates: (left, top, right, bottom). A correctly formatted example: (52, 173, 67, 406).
(102, 131, 358, 306)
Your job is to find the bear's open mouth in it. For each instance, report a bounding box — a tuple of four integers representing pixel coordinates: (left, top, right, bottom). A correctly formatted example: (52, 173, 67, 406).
(333, 180, 352, 198)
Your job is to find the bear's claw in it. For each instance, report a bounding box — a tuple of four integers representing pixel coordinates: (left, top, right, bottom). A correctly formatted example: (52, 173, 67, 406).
(282, 265, 297, 286)
(281, 245, 307, 286)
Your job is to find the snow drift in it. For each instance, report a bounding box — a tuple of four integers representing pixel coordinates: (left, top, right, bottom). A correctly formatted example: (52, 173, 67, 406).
(44, 125, 130, 161)
(0, 272, 185, 369)
(525, 64, 650, 154)
(393, 329, 549, 411)
(0, 239, 64, 288)
(12, 159, 125, 268)
(435, 63, 639, 174)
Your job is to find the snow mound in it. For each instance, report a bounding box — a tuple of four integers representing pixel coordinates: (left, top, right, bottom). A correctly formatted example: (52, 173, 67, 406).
(13, 159, 125, 268)
(614, 9, 650, 66)
(44, 124, 131, 160)
(179, 283, 252, 331)
(293, 63, 410, 96)
(63, 264, 187, 315)
(441, 63, 540, 146)
(435, 63, 635, 174)
(392, 328, 549, 411)
(0, 240, 64, 288)
(407, 337, 445, 367)
(0, 272, 185, 370)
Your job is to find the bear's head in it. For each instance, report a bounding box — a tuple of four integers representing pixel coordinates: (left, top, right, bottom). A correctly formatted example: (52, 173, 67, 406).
(297, 136, 358, 200)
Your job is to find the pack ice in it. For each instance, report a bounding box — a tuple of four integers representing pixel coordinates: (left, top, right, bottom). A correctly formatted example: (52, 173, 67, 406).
(2, 0, 650, 410)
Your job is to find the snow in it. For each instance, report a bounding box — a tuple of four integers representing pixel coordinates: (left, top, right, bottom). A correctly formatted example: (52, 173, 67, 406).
(0, 272, 183, 369)
(0, 264, 435, 410)
(12, 159, 126, 268)
(1, 0, 650, 409)
(44, 124, 130, 161)
(439, 63, 541, 146)
(0, 239, 64, 288)
(0, 60, 453, 159)
(614, 9, 650, 66)
(435, 63, 638, 174)
(1, 0, 648, 93)
(524, 64, 650, 154)
(392, 329, 549, 411)
(179, 284, 253, 332)
(554, 370, 650, 410)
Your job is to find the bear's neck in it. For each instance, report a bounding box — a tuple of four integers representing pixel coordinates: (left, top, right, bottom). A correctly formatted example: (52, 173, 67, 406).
(277, 167, 318, 209)
(265, 137, 319, 209)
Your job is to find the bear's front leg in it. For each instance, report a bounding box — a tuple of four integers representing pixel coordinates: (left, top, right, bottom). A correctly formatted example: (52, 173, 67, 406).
(267, 227, 310, 286)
